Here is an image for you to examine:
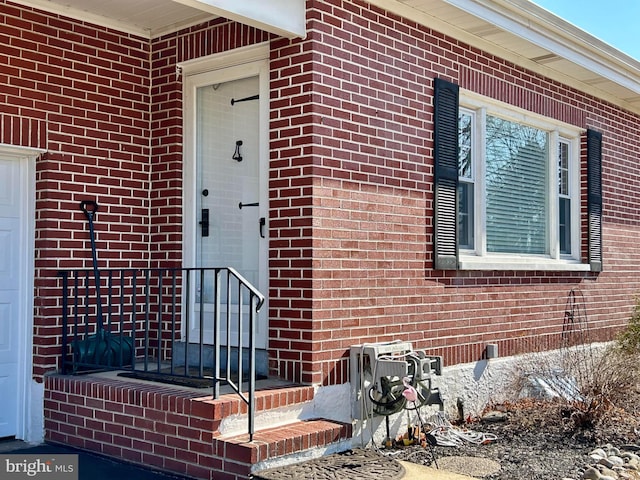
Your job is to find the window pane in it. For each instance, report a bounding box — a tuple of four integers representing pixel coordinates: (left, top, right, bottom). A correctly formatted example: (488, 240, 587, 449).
(458, 111, 474, 249)
(485, 116, 548, 254)
(559, 142, 569, 196)
(458, 182, 474, 249)
(458, 112, 472, 179)
(559, 197, 571, 254)
(558, 141, 571, 255)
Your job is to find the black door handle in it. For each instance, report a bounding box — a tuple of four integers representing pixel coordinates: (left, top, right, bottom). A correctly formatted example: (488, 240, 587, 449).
(259, 217, 266, 238)
(239, 202, 259, 209)
(199, 208, 209, 237)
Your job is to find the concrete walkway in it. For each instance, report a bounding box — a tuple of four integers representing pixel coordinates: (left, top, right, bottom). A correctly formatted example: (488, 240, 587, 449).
(400, 461, 477, 479)
(252, 447, 482, 480)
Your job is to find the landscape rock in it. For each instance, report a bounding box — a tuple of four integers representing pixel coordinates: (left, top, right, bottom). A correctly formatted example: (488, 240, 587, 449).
(609, 456, 625, 467)
(583, 466, 602, 479)
(597, 465, 618, 477)
(481, 411, 509, 423)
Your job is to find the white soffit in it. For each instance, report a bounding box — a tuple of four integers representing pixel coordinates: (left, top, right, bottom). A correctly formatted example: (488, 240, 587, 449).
(10, 0, 217, 38)
(10, 0, 306, 39)
(172, 0, 307, 39)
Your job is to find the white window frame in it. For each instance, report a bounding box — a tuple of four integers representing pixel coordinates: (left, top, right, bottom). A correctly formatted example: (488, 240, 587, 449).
(458, 90, 588, 271)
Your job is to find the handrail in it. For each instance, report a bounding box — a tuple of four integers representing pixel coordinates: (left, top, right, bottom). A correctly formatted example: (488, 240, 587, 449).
(58, 266, 264, 440)
(226, 266, 265, 311)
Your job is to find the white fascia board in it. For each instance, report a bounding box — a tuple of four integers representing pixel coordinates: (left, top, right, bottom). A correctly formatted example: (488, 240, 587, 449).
(443, 0, 640, 95)
(171, 0, 306, 39)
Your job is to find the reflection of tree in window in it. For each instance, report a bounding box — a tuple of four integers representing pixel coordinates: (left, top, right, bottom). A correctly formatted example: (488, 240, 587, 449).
(485, 116, 548, 254)
(458, 113, 472, 177)
(458, 112, 474, 249)
(558, 141, 571, 254)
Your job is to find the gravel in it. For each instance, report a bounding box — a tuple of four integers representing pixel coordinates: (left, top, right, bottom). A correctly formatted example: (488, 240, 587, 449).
(390, 397, 640, 480)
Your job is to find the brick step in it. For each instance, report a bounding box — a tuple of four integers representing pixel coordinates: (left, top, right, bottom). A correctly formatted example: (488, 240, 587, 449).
(215, 418, 353, 477)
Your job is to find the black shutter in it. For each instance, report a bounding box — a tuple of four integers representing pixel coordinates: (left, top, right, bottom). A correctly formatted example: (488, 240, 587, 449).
(433, 78, 459, 270)
(587, 129, 603, 272)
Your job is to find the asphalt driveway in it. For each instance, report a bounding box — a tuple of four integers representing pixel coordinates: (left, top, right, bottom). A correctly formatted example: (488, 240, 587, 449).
(0, 441, 190, 480)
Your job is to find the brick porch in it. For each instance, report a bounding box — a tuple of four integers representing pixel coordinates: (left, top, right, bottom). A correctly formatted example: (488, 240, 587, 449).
(43, 374, 352, 480)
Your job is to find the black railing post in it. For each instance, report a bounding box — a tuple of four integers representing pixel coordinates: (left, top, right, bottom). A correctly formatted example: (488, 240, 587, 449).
(225, 270, 232, 383)
(157, 270, 163, 373)
(72, 273, 80, 372)
(59, 271, 69, 375)
(183, 269, 190, 377)
(213, 268, 221, 399)
(198, 268, 205, 378)
(248, 293, 256, 441)
(144, 270, 151, 372)
(170, 268, 177, 376)
(237, 277, 243, 390)
(131, 270, 137, 371)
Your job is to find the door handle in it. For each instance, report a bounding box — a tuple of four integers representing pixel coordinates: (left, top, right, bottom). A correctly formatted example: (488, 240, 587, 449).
(259, 217, 266, 238)
(239, 202, 259, 209)
(199, 208, 209, 237)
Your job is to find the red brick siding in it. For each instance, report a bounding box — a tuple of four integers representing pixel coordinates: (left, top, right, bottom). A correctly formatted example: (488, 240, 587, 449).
(269, 0, 640, 384)
(0, 1, 153, 376)
(45, 375, 224, 480)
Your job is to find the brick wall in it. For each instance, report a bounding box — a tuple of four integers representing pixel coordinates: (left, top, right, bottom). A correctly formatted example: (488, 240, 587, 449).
(3, 0, 640, 387)
(268, 0, 640, 384)
(45, 375, 229, 479)
(0, 1, 153, 376)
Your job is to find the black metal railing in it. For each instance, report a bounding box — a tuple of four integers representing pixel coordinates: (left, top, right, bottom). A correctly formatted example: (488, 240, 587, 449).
(58, 266, 265, 440)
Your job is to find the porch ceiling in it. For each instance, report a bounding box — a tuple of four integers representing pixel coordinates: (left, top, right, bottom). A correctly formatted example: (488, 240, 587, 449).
(10, 0, 640, 114)
(10, 0, 305, 39)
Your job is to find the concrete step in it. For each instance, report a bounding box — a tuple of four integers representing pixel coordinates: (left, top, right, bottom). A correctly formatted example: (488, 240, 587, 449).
(195, 383, 320, 438)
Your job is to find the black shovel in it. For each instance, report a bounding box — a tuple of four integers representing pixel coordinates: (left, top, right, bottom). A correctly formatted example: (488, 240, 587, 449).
(73, 200, 133, 367)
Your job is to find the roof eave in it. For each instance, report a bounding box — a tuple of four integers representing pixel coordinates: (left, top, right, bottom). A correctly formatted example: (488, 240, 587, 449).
(369, 0, 640, 115)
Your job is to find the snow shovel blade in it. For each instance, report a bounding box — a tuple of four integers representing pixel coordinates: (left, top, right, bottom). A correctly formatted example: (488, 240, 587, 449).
(73, 329, 134, 368)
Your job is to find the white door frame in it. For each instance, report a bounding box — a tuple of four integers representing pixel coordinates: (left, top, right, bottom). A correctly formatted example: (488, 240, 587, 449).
(0, 144, 43, 441)
(181, 43, 270, 348)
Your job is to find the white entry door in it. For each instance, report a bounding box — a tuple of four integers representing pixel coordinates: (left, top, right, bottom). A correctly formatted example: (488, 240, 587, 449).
(184, 58, 269, 350)
(0, 155, 26, 438)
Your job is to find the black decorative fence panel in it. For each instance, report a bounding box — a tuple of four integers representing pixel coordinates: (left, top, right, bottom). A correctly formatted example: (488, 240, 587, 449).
(58, 267, 265, 439)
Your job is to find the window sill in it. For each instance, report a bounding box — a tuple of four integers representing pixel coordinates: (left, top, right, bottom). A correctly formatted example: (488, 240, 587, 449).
(458, 254, 592, 272)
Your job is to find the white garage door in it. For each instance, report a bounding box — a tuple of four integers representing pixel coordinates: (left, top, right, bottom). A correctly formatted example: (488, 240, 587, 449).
(0, 148, 36, 439)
